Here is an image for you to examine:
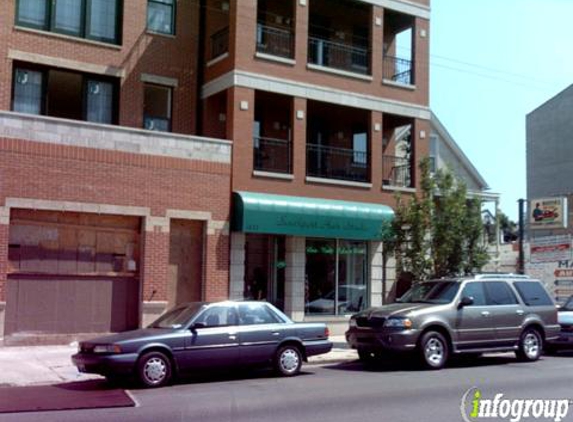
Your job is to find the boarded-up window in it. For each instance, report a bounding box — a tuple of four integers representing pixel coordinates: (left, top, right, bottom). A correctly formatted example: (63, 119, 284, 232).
(8, 210, 140, 276)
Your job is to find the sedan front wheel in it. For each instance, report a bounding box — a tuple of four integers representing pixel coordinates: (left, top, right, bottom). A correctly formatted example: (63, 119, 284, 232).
(137, 351, 172, 388)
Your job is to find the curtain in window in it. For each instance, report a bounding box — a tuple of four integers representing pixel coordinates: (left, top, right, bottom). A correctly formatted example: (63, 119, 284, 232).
(88, 0, 118, 42)
(86, 80, 113, 124)
(147, 0, 174, 34)
(352, 132, 367, 164)
(143, 84, 171, 132)
(17, 0, 47, 27)
(13, 69, 43, 115)
(54, 0, 83, 35)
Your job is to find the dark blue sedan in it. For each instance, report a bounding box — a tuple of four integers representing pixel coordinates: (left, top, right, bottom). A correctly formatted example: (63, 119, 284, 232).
(72, 301, 332, 387)
(547, 295, 573, 352)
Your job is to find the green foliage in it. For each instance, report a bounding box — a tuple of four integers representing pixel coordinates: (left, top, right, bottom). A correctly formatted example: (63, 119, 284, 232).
(388, 158, 490, 281)
(498, 212, 518, 242)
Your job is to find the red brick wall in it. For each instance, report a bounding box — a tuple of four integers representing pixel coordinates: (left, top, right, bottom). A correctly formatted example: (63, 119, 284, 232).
(0, 137, 231, 303)
(204, 232, 230, 302)
(230, 2, 430, 108)
(0, 138, 230, 219)
(142, 230, 170, 302)
(1, 1, 200, 135)
(0, 224, 8, 301)
(203, 92, 228, 140)
(228, 87, 421, 208)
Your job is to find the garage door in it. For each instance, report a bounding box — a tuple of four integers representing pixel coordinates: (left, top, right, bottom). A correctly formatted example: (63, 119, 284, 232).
(5, 210, 141, 336)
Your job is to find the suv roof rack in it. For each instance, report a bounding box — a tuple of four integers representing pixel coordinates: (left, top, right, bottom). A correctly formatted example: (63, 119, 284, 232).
(473, 273, 531, 280)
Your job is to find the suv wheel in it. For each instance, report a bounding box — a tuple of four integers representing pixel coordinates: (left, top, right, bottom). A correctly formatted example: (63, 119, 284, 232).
(274, 345, 302, 376)
(419, 331, 449, 370)
(137, 351, 172, 388)
(516, 328, 543, 362)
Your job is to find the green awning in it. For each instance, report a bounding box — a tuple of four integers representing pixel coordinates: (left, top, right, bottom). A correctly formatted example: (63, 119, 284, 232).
(232, 191, 394, 241)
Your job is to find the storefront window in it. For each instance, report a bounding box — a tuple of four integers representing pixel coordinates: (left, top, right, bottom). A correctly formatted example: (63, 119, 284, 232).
(244, 234, 285, 310)
(305, 239, 367, 315)
(337, 240, 368, 313)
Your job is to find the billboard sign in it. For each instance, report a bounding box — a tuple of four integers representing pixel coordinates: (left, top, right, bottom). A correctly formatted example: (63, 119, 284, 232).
(529, 197, 567, 230)
(530, 235, 571, 263)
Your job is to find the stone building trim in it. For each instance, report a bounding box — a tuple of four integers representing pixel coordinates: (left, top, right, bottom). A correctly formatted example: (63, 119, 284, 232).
(202, 70, 431, 120)
(8, 49, 125, 78)
(0, 112, 232, 164)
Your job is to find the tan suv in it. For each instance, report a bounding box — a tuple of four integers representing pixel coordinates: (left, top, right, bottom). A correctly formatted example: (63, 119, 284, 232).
(346, 274, 560, 369)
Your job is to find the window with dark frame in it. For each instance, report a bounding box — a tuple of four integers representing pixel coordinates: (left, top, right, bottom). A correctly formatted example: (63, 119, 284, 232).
(143, 84, 172, 132)
(147, 0, 175, 35)
(12, 65, 118, 125)
(15, 0, 122, 45)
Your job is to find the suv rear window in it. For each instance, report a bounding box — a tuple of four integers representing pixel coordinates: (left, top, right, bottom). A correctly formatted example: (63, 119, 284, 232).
(513, 281, 553, 306)
(484, 282, 518, 305)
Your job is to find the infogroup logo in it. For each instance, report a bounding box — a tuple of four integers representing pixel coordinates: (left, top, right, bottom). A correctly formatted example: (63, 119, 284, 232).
(461, 387, 571, 422)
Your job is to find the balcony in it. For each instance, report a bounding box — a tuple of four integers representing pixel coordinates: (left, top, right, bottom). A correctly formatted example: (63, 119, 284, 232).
(382, 155, 412, 188)
(256, 24, 294, 59)
(383, 56, 413, 85)
(308, 37, 370, 75)
(253, 136, 292, 174)
(210, 27, 229, 60)
(307, 144, 369, 183)
(383, 9, 415, 85)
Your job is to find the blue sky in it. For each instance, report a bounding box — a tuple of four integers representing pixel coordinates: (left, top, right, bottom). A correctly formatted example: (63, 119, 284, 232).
(429, 0, 573, 220)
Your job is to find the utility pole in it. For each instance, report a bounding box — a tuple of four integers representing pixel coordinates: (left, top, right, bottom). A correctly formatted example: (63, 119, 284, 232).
(518, 198, 525, 274)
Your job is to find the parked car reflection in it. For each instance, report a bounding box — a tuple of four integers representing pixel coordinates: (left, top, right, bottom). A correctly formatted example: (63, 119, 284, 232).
(306, 285, 366, 314)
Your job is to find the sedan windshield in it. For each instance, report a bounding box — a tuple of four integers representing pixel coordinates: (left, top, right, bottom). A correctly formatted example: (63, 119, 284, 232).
(150, 303, 205, 329)
(563, 296, 573, 311)
(398, 281, 460, 304)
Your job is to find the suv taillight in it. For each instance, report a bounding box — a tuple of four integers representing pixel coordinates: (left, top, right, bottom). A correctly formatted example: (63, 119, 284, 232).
(325, 327, 330, 338)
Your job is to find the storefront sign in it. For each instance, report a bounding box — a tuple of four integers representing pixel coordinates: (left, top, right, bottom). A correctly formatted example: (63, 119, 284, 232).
(529, 197, 568, 230)
(530, 235, 571, 263)
(306, 246, 366, 255)
(233, 191, 394, 241)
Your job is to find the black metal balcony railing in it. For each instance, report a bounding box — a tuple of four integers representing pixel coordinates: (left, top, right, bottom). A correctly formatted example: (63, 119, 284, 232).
(210, 27, 229, 60)
(256, 23, 294, 59)
(308, 37, 370, 75)
(253, 136, 292, 174)
(307, 144, 369, 183)
(382, 155, 412, 188)
(383, 55, 413, 85)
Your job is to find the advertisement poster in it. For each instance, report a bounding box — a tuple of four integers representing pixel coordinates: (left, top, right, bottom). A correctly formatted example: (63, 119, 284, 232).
(529, 197, 568, 229)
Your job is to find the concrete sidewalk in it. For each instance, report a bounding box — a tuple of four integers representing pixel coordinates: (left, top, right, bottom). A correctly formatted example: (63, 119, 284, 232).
(0, 336, 356, 387)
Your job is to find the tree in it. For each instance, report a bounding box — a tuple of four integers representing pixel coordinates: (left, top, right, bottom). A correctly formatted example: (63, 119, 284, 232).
(498, 212, 518, 242)
(388, 158, 490, 281)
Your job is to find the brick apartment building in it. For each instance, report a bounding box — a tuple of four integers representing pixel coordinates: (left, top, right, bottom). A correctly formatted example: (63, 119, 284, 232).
(0, 0, 430, 343)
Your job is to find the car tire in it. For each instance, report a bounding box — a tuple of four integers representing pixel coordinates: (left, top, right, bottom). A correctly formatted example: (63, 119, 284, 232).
(516, 328, 543, 362)
(419, 331, 449, 370)
(137, 351, 172, 388)
(274, 344, 302, 377)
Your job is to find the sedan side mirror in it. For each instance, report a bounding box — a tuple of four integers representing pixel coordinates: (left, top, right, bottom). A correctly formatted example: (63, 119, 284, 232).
(459, 296, 474, 308)
(190, 322, 206, 331)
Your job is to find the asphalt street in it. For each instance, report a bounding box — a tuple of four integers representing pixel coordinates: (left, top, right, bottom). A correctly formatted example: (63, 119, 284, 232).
(2, 352, 573, 422)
